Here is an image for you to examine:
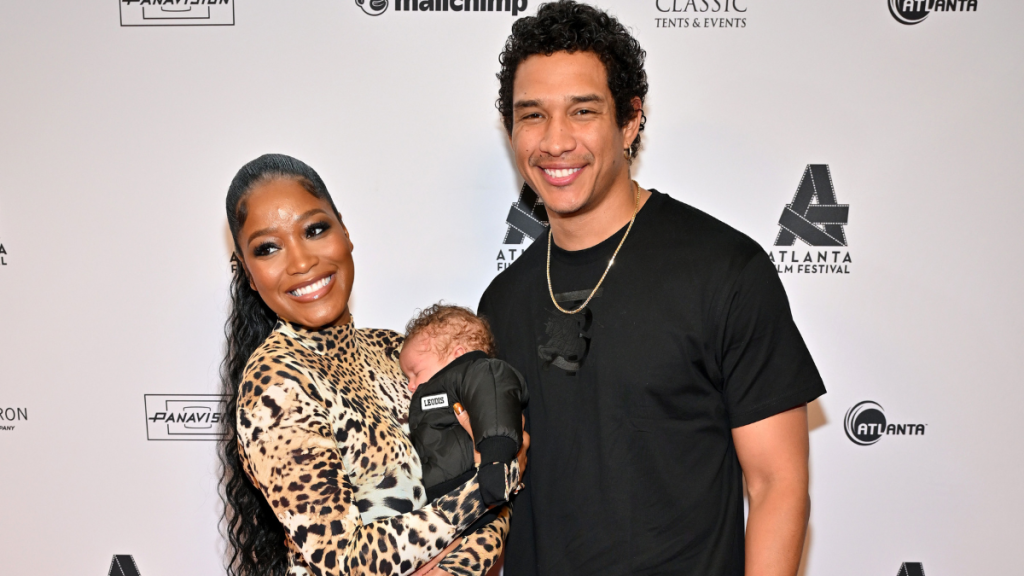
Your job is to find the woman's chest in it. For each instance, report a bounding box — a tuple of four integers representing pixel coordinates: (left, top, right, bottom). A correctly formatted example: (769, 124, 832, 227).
(309, 350, 427, 522)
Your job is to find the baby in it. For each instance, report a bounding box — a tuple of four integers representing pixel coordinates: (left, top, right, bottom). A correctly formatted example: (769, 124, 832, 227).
(400, 303, 528, 507)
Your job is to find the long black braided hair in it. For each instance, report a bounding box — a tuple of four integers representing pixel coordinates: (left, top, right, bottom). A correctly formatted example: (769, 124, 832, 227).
(218, 154, 341, 576)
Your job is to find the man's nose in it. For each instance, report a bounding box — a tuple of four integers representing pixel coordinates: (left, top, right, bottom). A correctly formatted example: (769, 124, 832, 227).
(539, 115, 576, 157)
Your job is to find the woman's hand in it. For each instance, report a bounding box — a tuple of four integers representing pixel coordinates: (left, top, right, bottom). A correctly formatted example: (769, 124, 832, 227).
(410, 538, 462, 576)
(453, 403, 529, 489)
(453, 402, 482, 464)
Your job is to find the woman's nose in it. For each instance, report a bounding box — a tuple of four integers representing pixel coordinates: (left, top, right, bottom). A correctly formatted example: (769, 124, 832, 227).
(286, 243, 318, 275)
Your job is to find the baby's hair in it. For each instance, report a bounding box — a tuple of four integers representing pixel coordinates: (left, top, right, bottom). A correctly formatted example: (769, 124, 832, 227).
(405, 303, 497, 359)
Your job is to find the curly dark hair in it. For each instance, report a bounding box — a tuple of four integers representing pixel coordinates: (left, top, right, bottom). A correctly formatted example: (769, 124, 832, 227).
(405, 303, 497, 358)
(496, 0, 649, 160)
(220, 154, 342, 576)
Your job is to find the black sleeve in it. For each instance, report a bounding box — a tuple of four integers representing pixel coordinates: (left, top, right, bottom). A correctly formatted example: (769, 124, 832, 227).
(720, 251, 826, 428)
(456, 358, 527, 465)
(477, 291, 498, 343)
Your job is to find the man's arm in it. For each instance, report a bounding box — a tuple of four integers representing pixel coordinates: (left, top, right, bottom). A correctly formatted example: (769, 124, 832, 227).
(732, 404, 810, 576)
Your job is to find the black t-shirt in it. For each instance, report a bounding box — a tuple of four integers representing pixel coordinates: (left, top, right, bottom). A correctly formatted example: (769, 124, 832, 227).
(478, 190, 826, 576)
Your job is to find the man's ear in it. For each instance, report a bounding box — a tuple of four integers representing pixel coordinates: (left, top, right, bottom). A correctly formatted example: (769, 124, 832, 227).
(451, 345, 468, 359)
(622, 96, 643, 148)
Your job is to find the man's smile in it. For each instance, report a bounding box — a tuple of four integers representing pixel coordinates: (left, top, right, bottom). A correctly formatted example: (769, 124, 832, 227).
(539, 165, 586, 186)
(543, 167, 581, 178)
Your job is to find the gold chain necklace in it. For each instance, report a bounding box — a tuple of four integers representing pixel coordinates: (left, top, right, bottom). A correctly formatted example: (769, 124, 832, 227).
(546, 181, 641, 315)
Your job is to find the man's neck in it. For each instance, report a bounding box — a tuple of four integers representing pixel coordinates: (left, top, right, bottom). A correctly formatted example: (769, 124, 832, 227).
(547, 177, 651, 252)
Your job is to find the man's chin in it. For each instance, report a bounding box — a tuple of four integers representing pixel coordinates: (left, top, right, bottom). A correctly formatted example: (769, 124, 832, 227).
(531, 186, 591, 216)
(545, 204, 587, 218)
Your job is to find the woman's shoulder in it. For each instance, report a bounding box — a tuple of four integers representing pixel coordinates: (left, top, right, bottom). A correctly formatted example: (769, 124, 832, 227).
(356, 326, 404, 362)
(242, 326, 296, 373)
(237, 327, 320, 405)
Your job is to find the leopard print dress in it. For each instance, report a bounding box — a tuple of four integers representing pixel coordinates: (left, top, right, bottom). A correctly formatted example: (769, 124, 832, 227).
(237, 319, 515, 576)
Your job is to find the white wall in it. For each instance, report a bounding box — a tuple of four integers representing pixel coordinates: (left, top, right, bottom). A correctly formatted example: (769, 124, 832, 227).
(1, 1, 1021, 575)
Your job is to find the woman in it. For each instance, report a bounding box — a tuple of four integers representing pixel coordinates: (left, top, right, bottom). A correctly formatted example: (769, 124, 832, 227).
(218, 154, 521, 576)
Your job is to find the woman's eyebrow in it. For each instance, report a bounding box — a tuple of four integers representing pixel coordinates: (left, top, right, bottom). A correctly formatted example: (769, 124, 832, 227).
(247, 209, 329, 245)
(298, 208, 328, 221)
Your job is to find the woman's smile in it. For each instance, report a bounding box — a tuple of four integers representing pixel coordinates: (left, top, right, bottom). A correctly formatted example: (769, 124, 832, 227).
(287, 273, 335, 301)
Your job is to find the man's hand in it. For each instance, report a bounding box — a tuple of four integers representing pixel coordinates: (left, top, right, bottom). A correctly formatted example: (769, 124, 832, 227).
(733, 404, 810, 576)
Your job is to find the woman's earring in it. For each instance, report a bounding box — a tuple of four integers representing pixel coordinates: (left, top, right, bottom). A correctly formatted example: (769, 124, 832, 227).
(623, 148, 632, 161)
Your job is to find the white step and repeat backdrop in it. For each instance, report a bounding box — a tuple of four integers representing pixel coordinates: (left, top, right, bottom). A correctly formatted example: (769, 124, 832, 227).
(1, 1, 1021, 575)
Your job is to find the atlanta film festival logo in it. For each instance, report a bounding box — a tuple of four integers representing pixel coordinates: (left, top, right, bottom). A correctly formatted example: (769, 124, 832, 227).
(119, 0, 235, 27)
(654, 0, 749, 30)
(844, 401, 927, 446)
(357, 0, 529, 16)
(144, 394, 228, 441)
(889, 0, 978, 26)
(497, 183, 548, 272)
(109, 555, 142, 576)
(770, 164, 852, 275)
(896, 562, 926, 576)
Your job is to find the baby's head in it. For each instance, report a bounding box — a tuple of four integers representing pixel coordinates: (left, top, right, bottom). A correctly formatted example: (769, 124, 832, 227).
(400, 303, 496, 392)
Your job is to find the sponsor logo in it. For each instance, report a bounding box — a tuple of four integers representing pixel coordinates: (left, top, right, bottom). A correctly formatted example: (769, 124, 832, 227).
(0, 240, 7, 266)
(119, 0, 235, 27)
(144, 394, 228, 441)
(358, 0, 529, 16)
(844, 401, 927, 446)
(496, 183, 548, 272)
(889, 0, 977, 26)
(897, 562, 926, 576)
(421, 393, 450, 410)
(0, 406, 27, 432)
(654, 0, 748, 30)
(109, 555, 142, 576)
(356, 0, 389, 16)
(769, 165, 852, 275)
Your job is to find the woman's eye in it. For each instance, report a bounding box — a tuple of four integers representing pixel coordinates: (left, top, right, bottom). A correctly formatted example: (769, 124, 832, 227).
(252, 242, 278, 257)
(306, 221, 331, 238)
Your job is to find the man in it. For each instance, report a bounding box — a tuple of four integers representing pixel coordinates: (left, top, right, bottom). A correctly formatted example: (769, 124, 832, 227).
(477, 2, 826, 575)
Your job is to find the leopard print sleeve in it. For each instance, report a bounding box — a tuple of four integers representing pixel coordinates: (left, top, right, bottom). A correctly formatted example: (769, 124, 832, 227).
(436, 506, 511, 576)
(240, 373, 508, 576)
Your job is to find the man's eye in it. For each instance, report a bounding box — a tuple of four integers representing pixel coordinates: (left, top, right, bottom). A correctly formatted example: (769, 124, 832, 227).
(520, 112, 541, 121)
(575, 108, 594, 115)
(253, 242, 278, 257)
(306, 221, 331, 238)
